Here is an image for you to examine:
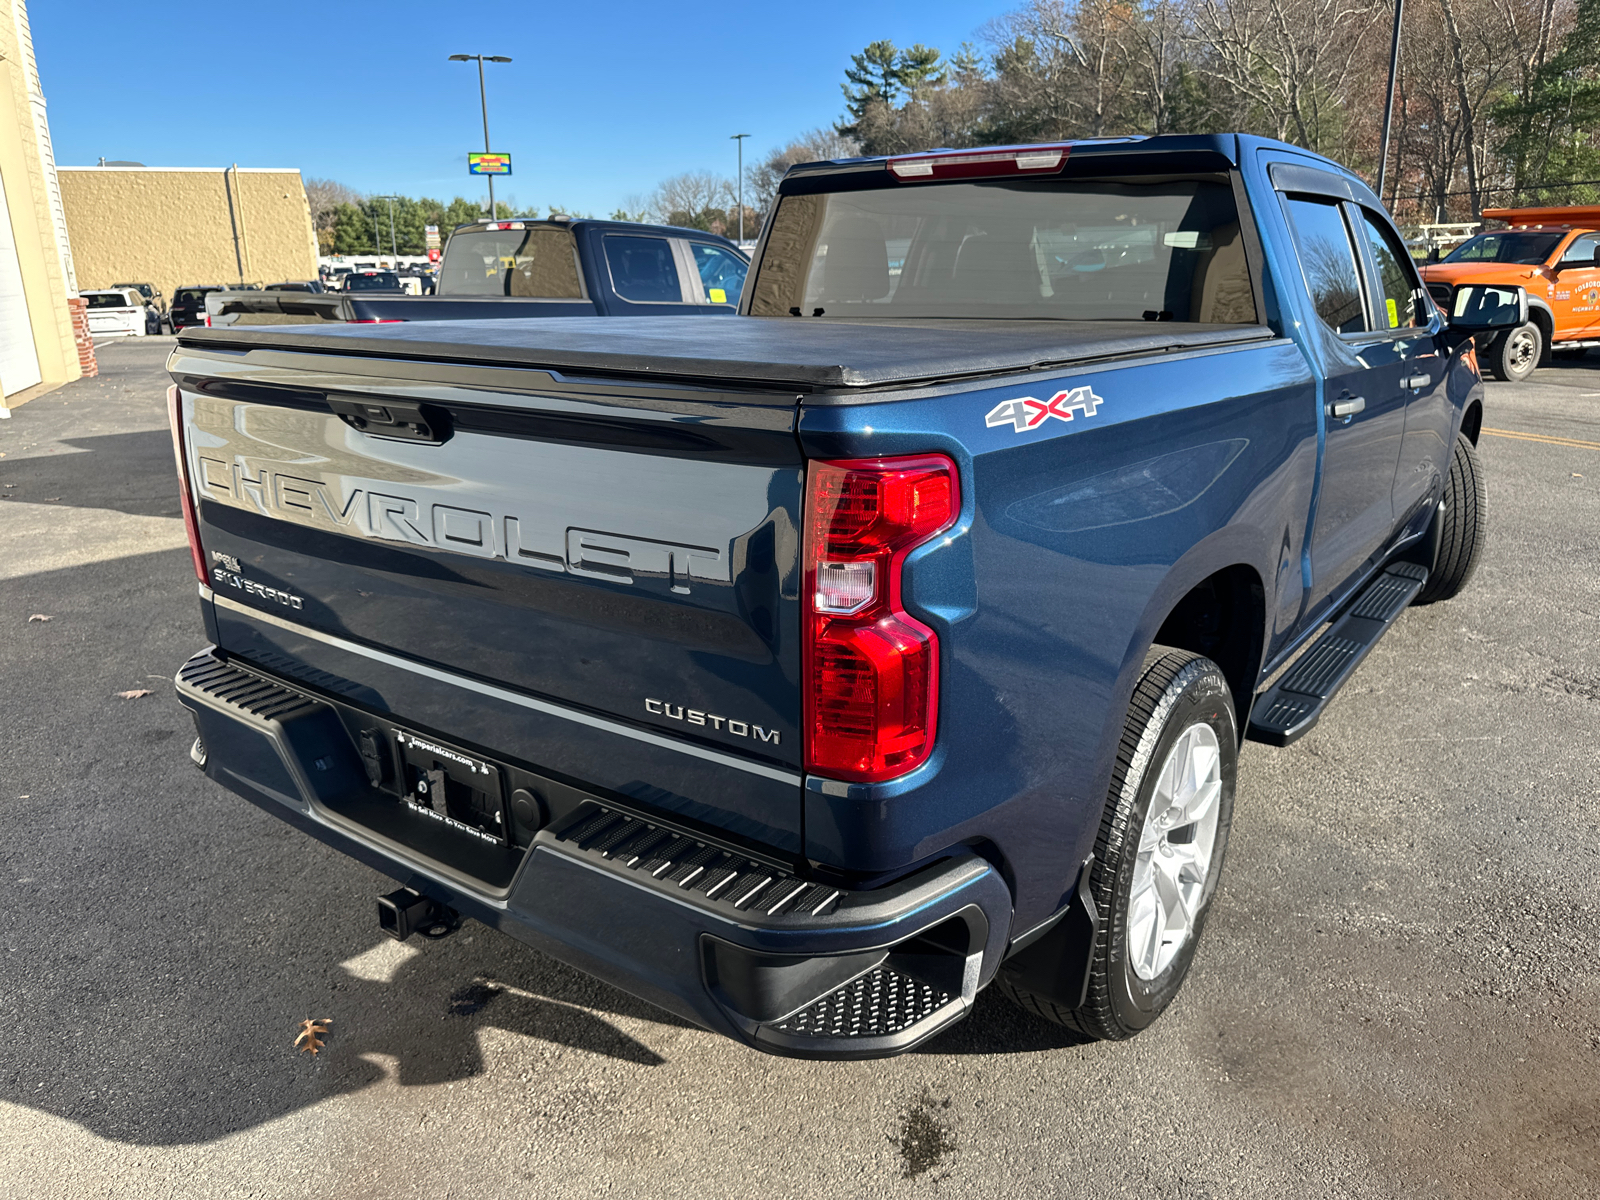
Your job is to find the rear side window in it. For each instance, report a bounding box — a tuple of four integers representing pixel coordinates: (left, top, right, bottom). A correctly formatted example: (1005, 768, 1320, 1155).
(1358, 209, 1422, 329)
(439, 228, 583, 297)
(690, 243, 748, 305)
(605, 235, 683, 303)
(1282, 196, 1366, 334)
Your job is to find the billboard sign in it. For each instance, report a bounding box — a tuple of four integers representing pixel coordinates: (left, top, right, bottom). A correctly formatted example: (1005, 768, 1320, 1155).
(424, 224, 440, 248)
(468, 152, 512, 176)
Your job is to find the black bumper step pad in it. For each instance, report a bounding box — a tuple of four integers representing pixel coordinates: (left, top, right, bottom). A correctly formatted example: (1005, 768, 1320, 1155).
(1247, 562, 1428, 746)
(178, 653, 321, 722)
(555, 805, 842, 918)
(769, 966, 954, 1039)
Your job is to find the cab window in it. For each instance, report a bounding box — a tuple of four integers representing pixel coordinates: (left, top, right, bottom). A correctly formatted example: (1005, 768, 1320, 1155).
(1282, 196, 1367, 334)
(1358, 209, 1423, 329)
(605, 235, 684, 303)
(690, 243, 747, 306)
(1560, 233, 1600, 264)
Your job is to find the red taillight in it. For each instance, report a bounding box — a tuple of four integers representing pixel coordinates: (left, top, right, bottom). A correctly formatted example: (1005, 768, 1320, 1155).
(166, 384, 209, 586)
(203, 312, 212, 327)
(888, 144, 1070, 182)
(803, 455, 957, 782)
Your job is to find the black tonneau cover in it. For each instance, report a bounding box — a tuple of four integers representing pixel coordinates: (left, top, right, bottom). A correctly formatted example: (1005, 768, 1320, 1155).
(178, 316, 1272, 390)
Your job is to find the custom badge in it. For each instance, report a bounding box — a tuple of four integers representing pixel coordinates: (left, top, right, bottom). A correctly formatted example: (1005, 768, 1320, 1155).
(985, 386, 1104, 433)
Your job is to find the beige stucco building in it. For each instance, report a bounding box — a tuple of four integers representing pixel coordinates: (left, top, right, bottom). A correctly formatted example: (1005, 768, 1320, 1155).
(0, 0, 91, 412)
(59, 165, 319, 303)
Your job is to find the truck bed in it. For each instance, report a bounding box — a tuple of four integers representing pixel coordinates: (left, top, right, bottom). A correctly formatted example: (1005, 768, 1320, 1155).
(180, 316, 1273, 390)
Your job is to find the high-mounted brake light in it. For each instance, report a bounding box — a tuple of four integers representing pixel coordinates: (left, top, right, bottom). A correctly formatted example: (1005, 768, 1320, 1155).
(482, 221, 524, 231)
(888, 144, 1070, 181)
(803, 454, 957, 782)
(346, 318, 406, 324)
(166, 384, 209, 586)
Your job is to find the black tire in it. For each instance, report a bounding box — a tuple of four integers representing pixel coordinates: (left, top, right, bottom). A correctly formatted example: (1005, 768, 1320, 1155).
(1485, 321, 1541, 382)
(996, 647, 1237, 1039)
(1414, 432, 1486, 604)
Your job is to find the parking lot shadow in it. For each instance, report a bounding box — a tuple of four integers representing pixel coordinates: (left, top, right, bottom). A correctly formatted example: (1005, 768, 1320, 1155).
(0, 547, 680, 1147)
(1, 430, 184, 519)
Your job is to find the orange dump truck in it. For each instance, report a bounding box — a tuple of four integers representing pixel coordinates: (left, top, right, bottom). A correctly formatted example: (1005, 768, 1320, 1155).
(1419, 204, 1600, 381)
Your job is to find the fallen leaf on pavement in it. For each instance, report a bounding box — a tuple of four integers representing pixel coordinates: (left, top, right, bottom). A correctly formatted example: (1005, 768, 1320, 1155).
(27, 614, 52, 623)
(115, 688, 153, 700)
(294, 1018, 332, 1055)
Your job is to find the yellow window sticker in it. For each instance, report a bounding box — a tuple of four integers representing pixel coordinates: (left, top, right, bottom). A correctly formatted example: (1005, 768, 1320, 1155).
(1386, 297, 1399, 327)
(709, 288, 727, 304)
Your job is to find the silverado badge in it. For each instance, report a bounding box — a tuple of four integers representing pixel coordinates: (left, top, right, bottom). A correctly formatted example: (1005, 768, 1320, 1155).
(985, 387, 1104, 433)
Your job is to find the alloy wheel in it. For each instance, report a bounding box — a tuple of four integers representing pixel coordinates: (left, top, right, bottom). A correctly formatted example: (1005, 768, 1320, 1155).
(1128, 722, 1224, 981)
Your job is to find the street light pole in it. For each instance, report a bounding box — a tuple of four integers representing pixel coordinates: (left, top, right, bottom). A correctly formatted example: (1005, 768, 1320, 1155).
(1376, 0, 1405, 204)
(450, 54, 513, 218)
(377, 195, 400, 260)
(731, 133, 750, 244)
(371, 205, 380, 256)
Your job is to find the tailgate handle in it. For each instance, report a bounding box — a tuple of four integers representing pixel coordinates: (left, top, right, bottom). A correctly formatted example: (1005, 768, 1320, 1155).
(328, 396, 451, 444)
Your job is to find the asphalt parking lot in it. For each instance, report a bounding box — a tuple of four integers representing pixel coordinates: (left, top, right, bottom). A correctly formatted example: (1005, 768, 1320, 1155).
(1, 336, 1596, 1199)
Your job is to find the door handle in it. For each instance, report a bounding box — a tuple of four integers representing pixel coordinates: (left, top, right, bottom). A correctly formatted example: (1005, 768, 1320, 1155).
(1405, 374, 1432, 389)
(1327, 395, 1366, 419)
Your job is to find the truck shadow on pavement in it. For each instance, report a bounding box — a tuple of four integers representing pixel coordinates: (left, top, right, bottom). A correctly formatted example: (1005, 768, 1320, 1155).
(0, 542, 679, 1147)
(0, 430, 184, 519)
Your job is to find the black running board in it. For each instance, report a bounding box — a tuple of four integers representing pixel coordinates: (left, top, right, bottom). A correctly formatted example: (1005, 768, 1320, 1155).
(1247, 562, 1428, 746)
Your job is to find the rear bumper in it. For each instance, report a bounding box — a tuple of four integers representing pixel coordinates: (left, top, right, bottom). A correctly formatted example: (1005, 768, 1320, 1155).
(175, 646, 1013, 1059)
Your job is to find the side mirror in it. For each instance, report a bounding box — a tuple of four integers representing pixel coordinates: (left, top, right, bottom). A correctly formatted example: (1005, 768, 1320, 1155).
(1427, 246, 1441, 263)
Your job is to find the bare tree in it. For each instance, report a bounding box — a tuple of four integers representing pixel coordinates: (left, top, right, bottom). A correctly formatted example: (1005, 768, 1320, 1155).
(748, 130, 861, 222)
(303, 178, 361, 229)
(1187, 0, 1388, 152)
(650, 172, 734, 221)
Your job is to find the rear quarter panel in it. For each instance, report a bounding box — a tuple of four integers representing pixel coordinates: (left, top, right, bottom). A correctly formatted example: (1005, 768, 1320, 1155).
(798, 338, 1317, 929)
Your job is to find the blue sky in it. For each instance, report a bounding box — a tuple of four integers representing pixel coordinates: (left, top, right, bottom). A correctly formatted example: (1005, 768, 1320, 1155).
(38, 1, 1006, 216)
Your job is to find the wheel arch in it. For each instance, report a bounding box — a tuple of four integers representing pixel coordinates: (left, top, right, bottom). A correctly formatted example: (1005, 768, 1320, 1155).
(1111, 528, 1275, 745)
(1460, 397, 1484, 445)
(1150, 563, 1267, 736)
(1528, 300, 1555, 362)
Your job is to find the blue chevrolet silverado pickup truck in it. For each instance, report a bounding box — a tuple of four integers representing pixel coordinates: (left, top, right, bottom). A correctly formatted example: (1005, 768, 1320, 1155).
(167, 134, 1522, 1058)
(205, 218, 751, 327)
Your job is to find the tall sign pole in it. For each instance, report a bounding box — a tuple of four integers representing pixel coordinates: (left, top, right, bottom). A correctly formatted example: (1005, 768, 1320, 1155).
(731, 133, 750, 243)
(451, 55, 513, 218)
(477, 57, 494, 218)
(1376, 0, 1405, 204)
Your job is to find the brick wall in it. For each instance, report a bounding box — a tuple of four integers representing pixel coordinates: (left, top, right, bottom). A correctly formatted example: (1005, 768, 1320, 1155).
(67, 295, 96, 378)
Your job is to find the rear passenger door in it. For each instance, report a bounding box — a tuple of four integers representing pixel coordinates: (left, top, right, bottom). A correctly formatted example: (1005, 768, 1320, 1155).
(1278, 183, 1410, 615)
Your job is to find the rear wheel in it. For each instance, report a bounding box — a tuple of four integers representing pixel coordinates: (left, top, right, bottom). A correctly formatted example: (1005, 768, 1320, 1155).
(997, 647, 1237, 1039)
(1486, 321, 1541, 381)
(1414, 432, 1487, 604)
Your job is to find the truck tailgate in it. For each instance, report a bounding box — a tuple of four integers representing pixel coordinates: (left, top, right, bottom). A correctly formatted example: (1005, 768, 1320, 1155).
(170, 342, 804, 849)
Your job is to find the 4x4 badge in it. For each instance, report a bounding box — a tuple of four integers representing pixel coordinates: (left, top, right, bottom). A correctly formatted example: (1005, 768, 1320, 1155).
(985, 386, 1104, 433)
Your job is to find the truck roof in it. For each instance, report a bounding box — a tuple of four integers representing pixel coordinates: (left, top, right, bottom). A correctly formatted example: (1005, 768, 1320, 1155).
(178, 316, 1270, 391)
